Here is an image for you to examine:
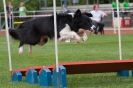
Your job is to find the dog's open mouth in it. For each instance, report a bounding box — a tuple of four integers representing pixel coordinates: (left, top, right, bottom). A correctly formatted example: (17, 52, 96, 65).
(91, 25, 96, 30)
(84, 25, 96, 31)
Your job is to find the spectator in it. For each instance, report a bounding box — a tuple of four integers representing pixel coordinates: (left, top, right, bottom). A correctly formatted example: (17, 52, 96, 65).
(6, 2, 13, 28)
(90, 4, 107, 35)
(19, 2, 27, 22)
(62, 0, 67, 8)
(112, 0, 120, 17)
(122, 0, 130, 16)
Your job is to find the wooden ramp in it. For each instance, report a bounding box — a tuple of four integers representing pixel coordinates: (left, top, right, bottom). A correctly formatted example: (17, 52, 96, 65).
(59, 59, 133, 74)
(12, 59, 133, 76)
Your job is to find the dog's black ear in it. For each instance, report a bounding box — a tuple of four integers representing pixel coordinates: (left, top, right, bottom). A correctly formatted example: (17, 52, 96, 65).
(74, 9, 81, 17)
(83, 12, 93, 17)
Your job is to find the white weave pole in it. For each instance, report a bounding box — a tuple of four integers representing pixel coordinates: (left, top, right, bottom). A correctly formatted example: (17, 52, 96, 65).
(53, 0, 60, 87)
(116, 0, 122, 60)
(112, 8, 116, 34)
(3, 0, 12, 75)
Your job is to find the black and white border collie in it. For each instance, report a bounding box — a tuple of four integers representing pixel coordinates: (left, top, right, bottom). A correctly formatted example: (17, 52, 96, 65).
(9, 9, 94, 55)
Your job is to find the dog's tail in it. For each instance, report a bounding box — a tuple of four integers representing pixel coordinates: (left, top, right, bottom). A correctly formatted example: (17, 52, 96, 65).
(9, 28, 19, 40)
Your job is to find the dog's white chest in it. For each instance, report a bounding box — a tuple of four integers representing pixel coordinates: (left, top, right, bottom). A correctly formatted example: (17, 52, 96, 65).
(58, 24, 80, 42)
(60, 24, 71, 35)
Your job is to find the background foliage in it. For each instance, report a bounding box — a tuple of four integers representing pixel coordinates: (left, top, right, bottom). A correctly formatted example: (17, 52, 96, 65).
(0, 0, 40, 12)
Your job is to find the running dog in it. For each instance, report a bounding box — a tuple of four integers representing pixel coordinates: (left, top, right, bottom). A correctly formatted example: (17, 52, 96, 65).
(9, 9, 94, 55)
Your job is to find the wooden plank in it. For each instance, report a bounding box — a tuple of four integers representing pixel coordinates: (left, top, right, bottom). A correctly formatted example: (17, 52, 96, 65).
(59, 60, 133, 74)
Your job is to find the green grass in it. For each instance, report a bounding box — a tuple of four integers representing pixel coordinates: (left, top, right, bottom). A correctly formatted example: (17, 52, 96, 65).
(0, 34, 133, 88)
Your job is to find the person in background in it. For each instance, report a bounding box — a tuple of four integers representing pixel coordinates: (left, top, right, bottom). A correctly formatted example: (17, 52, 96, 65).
(90, 4, 107, 35)
(112, 0, 120, 17)
(19, 2, 27, 22)
(122, 0, 130, 16)
(6, 2, 13, 28)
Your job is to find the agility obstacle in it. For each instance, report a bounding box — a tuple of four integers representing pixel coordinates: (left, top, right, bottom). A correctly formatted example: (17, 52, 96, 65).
(12, 59, 133, 87)
(3, 0, 131, 87)
(12, 65, 67, 87)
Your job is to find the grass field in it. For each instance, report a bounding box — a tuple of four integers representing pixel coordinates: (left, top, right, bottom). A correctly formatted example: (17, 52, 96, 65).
(0, 34, 133, 88)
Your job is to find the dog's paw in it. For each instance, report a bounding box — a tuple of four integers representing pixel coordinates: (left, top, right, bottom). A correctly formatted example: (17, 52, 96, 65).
(82, 32, 88, 41)
(82, 36, 88, 41)
(76, 40, 80, 44)
(28, 51, 32, 55)
(58, 37, 67, 42)
(28, 45, 32, 55)
(18, 50, 23, 55)
(18, 47, 24, 55)
(65, 38, 70, 42)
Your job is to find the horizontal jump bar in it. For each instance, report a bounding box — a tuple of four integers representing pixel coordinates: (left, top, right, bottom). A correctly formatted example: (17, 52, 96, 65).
(12, 66, 55, 76)
(14, 22, 23, 24)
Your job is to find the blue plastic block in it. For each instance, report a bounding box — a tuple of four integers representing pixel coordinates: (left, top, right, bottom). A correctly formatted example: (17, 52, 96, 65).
(26, 69, 38, 84)
(12, 72, 22, 82)
(39, 68, 52, 86)
(131, 70, 133, 77)
(117, 70, 129, 77)
(53, 66, 67, 88)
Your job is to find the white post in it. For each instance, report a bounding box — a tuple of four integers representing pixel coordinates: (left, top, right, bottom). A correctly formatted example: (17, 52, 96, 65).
(116, 0, 122, 60)
(53, 0, 60, 87)
(12, 10, 14, 29)
(33, 11, 35, 19)
(3, 0, 12, 75)
(0, 13, 1, 30)
(112, 8, 116, 34)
